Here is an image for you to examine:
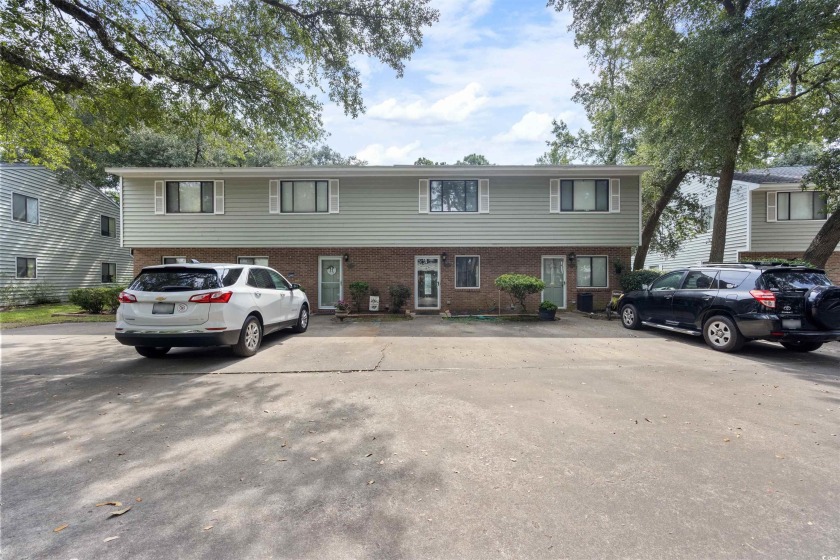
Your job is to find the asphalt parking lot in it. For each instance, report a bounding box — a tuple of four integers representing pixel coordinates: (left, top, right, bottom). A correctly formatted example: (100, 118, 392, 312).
(2, 314, 839, 559)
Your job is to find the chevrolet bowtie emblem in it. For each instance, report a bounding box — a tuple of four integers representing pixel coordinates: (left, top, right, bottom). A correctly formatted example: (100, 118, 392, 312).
(155, 296, 166, 301)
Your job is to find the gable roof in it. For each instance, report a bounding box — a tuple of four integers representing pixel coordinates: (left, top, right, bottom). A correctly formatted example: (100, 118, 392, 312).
(1, 163, 120, 209)
(732, 166, 811, 185)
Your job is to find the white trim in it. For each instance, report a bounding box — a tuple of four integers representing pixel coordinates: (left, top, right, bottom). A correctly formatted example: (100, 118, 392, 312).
(639, 178, 643, 246)
(557, 178, 613, 213)
(454, 255, 480, 289)
(576, 255, 610, 289)
(318, 255, 343, 310)
(162, 179, 218, 214)
(278, 179, 333, 214)
(10, 191, 40, 226)
(478, 179, 490, 213)
(329, 179, 340, 213)
(745, 189, 752, 251)
(99, 214, 117, 238)
(214, 180, 225, 214)
(766, 191, 777, 222)
(237, 256, 270, 266)
(161, 256, 187, 264)
(768, 189, 828, 222)
(14, 255, 38, 279)
(414, 255, 441, 310)
(154, 181, 165, 214)
(609, 178, 620, 213)
(268, 180, 279, 214)
(119, 177, 124, 247)
(418, 179, 429, 213)
(540, 255, 567, 310)
(549, 179, 560, 213)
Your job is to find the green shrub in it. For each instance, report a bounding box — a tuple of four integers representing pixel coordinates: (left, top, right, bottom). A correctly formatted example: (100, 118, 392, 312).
(388, 284, 411, 313)
(739, 256, 817, 268)
(619, 270, 663, 292)
(348, 281, 370, 312)
(539, 300, 558, 312)
(26, 283, 60, 305)
(102, 285, 127, 313)
(494, 273, 545, 312)
(68, 287, 125, 314)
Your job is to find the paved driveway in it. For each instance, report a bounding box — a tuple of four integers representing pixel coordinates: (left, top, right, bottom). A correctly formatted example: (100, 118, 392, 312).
(2, 315, 839, 559)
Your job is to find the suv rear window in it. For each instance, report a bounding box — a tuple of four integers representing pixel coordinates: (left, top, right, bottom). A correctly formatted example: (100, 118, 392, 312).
(130, 268, 222, 292)
(760, 271, 832, 291)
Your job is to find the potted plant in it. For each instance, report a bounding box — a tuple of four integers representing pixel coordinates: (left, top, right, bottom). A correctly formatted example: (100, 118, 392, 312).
(539, 300, 558, 321)
(334, 299, 351, 321)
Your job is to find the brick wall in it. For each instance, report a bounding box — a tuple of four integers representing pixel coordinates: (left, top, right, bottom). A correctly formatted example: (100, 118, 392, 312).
(739, 251, 840, 284)
(132, 246, 632, 314)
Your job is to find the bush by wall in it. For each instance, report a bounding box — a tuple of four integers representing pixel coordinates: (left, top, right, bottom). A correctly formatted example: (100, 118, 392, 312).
(494, 273, 545, 312)
(739, 256, 817, 268)
(68, 286, 126, 314)
(0, 277, 60, 307)
(388, 284, 411, 313)
(348, 281, 370, 312)
(619, 270, 663, 292)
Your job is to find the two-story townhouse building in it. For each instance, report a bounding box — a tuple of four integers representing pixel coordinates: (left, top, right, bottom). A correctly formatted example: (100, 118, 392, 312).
(645, 166, 839, 283)
(1, 163, 134, 303)
(107, 165, 647, 313)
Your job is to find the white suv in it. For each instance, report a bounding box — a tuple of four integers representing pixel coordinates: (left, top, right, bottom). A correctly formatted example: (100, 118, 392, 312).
(115, 263, 309, 358)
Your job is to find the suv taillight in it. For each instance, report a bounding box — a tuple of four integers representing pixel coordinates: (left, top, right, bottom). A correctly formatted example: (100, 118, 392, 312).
(749, 289, 776, 309)
(118, 292, 137, 303)
(188, 291, 233, 304)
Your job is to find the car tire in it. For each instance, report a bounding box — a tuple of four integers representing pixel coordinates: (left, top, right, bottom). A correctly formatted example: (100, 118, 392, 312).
(780, 341, 823, 352)
(702, 315, 745, 352)
(135, 346, 171, 358)
(232, 316, 262, 357)
(292, 305, 309, 333)
(619, 304, 641, 330)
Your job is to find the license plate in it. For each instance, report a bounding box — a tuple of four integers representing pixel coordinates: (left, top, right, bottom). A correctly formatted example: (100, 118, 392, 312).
(152, 303, 175, 314)
(782, 319, 801, 330)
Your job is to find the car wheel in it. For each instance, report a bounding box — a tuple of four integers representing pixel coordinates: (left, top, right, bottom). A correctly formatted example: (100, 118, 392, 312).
(780, 341, 823, 352)
(135, 346, 171, 358)
(232, 316, 262, 357)
(702, 315, 745, 352)
(292, 305, 309, 333)
(619, 304, 641, 330)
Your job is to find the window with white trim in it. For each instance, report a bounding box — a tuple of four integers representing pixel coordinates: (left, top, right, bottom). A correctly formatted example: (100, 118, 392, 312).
(12, 193, 39, 224)
(101, 262, 116, 283)
(560, 180, 609, 212)
(166, 181, 214, 213)
(776, 191, 828, 221)
(162, 256, 187, 264)
(455, 256, 480, 288)
(577, 256, 608, 288)
(702, 204, 714, 229)
(101, 215, 116, 237)
(238, 256, 269, 266)
(281, 180, 329, 213)
(430, 180, 478, 212)
(16, 257, 36, 278)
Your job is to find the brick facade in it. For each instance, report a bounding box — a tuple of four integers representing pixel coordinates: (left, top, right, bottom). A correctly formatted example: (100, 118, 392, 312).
(739, 251, 840, 284)
(133, 246, 632, 314)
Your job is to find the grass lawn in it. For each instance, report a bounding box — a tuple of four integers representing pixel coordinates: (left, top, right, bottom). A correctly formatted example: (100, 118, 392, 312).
(0, 304, 115, 330)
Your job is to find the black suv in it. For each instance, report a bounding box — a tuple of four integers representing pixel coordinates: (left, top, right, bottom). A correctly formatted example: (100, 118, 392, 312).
(618, 263, 840, 352)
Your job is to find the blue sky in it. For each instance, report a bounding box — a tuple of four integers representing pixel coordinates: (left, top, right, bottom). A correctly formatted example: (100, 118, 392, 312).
(319, 0, 593, 165)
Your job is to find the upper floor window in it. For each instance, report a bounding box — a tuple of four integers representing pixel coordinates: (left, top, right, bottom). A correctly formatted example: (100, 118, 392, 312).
(430, 180, 478, 212)
(12, 193, 39, 224)
(101, 262, 116, 283)
(561, 180, 609, 212)
(101, 215, 116, 237)
(777, 191, 827, 221)
(166, 181, 214, 213)
(16, 257, 36, 279)
(281, 181, 328, 213)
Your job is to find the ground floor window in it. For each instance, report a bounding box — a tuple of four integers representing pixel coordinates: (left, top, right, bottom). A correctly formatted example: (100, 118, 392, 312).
(577, 256, 608, 288)
(455, 256, 480, 288)
(101, 262, 116, 283)
(238, 256, 269, 266)
(16, 257, 36, 278)
(162, 256, 187, 264)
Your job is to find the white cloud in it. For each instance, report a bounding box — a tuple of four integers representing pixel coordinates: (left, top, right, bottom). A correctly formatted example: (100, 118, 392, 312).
(367, 82, 488, 123)
(356, 141, 422, 165)
(494, 111, 554, 143)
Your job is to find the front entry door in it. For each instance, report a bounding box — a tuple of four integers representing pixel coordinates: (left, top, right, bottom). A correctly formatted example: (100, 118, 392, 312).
(542, 257, 566, 308)
(319, 256, 343, 309)
(415, 256, 440, 310)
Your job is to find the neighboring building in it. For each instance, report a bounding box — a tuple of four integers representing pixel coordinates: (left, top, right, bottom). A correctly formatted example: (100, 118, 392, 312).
(1, 164, 133, 304)
(107, 165, 647, 313)
(645, 167, 839, 282)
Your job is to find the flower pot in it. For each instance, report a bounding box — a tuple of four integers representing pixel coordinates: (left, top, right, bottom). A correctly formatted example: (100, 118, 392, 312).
(539, 309, 557, 321)
(335, 310, 350, 321)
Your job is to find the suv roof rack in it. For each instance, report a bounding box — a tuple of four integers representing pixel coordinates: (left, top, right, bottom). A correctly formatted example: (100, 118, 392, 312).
(691, 263, 756, 269)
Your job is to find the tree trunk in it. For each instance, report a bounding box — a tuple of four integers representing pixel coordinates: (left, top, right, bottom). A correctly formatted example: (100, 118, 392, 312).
(708, 128, 744, 262)
(802, 211, 840, 268)
(633, 169, 689, 270)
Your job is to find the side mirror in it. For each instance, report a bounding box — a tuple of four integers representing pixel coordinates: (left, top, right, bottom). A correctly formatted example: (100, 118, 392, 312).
(291, 283, 301, 290)
(641, 284, 650, 291)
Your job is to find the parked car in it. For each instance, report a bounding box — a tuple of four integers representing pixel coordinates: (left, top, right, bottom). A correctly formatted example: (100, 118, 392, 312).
(115, 263, 309, 358)
(618, 263, 840, 352)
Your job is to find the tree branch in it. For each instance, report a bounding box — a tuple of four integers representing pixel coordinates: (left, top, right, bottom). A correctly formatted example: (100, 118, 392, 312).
(0, 45, 87, 91)
(752, 69, 837, 109)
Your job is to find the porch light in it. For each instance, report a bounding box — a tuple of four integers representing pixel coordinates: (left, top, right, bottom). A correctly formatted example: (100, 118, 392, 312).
(568, 252, 576, 265)
(343, 253, 350, 262)
(441, 252, 447, 263)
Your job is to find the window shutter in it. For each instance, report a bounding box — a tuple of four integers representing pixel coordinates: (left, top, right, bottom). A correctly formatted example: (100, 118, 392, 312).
(549, 179, 560, 213)
(766, 191, 777, 222)
(479, 179, 490, 213)
(609, 179, 621, 213)
(268, 180, 279, 214)
(419, 179, 429, 213)
(214, 180, 225, 214)
(329, 179, 340, 213)
(154, 181, 165, 214)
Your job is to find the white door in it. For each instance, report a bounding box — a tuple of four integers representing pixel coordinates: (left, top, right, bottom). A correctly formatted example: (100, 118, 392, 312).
(247, 267, 286, 325)
(541, 257, 566, 309)
(415, 256, 440, 310)
(319, 256, 343, 309)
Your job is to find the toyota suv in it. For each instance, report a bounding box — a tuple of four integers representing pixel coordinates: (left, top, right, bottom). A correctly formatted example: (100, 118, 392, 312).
(618, 263, 840, 352)
(115, 263, 309, 358)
